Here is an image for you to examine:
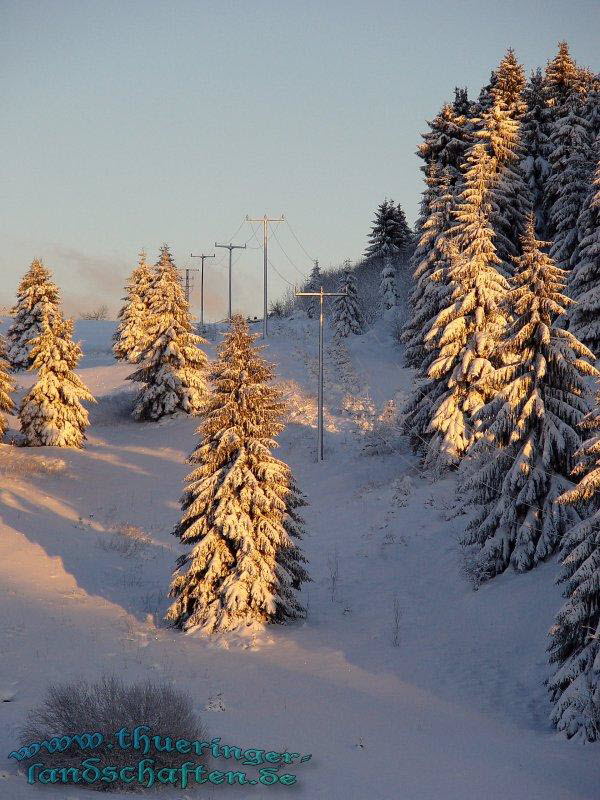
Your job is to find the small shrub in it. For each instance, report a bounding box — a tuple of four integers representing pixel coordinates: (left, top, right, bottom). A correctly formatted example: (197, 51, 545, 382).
(391, 313, 405, 346)
(96, 524, 151, 557)
(19, 675, 207, 792)
(0, 443, 66, 476)
(80, 304, 109, 321)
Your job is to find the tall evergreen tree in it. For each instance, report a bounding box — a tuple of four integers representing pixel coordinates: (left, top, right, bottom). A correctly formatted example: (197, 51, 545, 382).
(113, 250, 154, 363)
(477, 101, 532, 272)
(452, 87, 472, 117)
(548, 386, 600, 741)
(545, 94, 592, 269)
(6, 259, 61, 371)
(545, 42, 582, 110)
(332, 266, 364, 338)
(0, 337, 15, 438)
(128, 244, 209, 421)
(521, 69, 552, 237)
(304, 260, 321, 319)
(491, 48, 527, 120)
(418, 102, 473, 194)
(402, 168, 455, 369)
(582, 84, 600, 140)
(546, 95, 593, 268)
(379, 256, 398, 310)
(19, 316, 95, 448)
(475, 71, 498, 116)
(568, 140, 600, 356)
(414, 142, 509, 471)
(364, 199, 411, 261)
(461, 219, 597, 580)
(166, 315, 309, 633)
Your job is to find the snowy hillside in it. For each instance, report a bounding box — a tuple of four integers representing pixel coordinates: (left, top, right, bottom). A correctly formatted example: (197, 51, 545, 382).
(1, 315, 600, 799)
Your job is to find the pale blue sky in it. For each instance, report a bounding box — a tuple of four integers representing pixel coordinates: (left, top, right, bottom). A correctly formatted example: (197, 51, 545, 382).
(1, 0, 598, 320)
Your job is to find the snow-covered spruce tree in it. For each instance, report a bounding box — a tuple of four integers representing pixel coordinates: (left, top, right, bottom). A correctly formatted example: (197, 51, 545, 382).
(545, 42, 582, 111)
(402, 168, 455, 369)
(113, 250, 153, 363)
(19, 317, 95, 448)
(568, 140, 600, 356)
(418, 101, 473, 195)
(365, 199, 411, 308)
(583, 86, 600, 140)
(548, 388, 600, 740)
(0, 337, 15, 438)
(6, 259, 60, 371)
(165, 315, 309, 633)
(521, 69, 552, 237)
(477, 98, 532, 272)
(304, 260, 321, 319)
(475, 70, 498, 116)
(460, 218, 598, 580)
(128, 244, 209, 420)
(379, 256, 397, 310)
(332, 266, 364, 338)
(415, 142, 509, 471)
(546, 94, 594, 269)
(490, 48, 527, 120)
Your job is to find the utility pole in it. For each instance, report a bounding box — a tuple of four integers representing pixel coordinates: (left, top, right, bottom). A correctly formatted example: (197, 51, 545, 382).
(295, 285, 347, 462)
(190, 252, 216, 329)
(214, 242, 247, 321)
(246, 214, 284, 338)
(183, 268, 199, 305)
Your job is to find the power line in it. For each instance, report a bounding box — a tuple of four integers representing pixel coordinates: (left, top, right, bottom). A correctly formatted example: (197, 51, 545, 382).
(246, 214, 285, 338)
(215, 241, 247, 321)
(189, 252, 216, 329)
(285, 217, 315, 262)
(270, 225, 309, 279)
(296, 285, 348, 462)
(247, 222, 296, 287)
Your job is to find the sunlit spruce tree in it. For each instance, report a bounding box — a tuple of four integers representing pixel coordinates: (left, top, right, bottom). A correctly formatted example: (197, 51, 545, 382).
(6, 259, 61, 371)
(166, 315, 309, 633)
(0, 337, 15, 439)
(544, 42, 582, 111)
(402, 168, 454, 371)
(128, 244, 209, 420)
(410, 142, 509, 471)
(461, 218, 597, 581)
(113, 250, 154, 363)
(19, 316, 95, 448)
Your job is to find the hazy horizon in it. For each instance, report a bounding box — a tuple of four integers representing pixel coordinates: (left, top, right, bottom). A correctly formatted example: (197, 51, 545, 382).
(2, 0, 598, 321)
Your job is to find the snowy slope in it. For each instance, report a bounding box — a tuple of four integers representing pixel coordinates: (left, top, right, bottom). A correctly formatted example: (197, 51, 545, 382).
(1, 316, 600, 799)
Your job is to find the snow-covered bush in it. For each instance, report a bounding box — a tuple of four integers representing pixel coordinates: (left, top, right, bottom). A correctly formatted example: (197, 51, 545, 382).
(19, 675, 207, 792)
(96, 524, 152, 558)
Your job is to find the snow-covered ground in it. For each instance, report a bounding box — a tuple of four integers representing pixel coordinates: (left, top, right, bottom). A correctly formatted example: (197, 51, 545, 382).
(1, 315, 600, 799)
